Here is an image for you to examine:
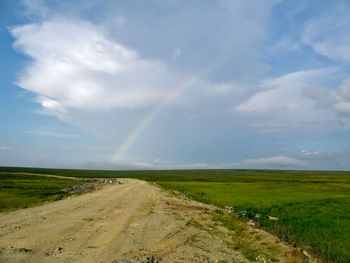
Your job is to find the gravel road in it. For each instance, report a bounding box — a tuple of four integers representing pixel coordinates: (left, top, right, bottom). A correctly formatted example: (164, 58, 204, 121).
(0, 179, 313, 263)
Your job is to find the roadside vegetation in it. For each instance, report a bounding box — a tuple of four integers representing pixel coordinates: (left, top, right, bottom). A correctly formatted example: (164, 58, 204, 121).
(153, 171, 350, 263)
(1, 167, 350, 262)
(0, 172, 82, 212)
(153, 173, 350, 262)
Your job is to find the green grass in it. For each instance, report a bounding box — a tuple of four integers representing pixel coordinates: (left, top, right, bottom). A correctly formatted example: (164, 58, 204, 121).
(0, 172, 82, 212)
(153, 175, 350, 262)
(1, 166, 350, 262)
(2, 166, 350, 181)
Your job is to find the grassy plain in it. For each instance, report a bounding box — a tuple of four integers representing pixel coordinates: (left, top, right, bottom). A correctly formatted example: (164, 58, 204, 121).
(1, 167, 349, 262)
(0, 172, 82, 212)
(156, 179, 350, 262)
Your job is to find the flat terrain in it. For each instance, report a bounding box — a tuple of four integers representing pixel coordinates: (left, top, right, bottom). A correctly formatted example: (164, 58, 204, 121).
(2, 167, 349, 262)
(0, 172, 83, 212)
(153, 172, 350, 262)
(0, 178, 309, 263)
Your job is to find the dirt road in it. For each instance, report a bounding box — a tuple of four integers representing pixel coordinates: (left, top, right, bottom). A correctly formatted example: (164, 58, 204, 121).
(0, 179, 312, 263)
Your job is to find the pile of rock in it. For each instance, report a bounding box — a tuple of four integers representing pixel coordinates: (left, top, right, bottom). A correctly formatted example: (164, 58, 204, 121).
(62, 179, 121, 193)
(62, 183, 96, 193)
(98, 179, 122, 185)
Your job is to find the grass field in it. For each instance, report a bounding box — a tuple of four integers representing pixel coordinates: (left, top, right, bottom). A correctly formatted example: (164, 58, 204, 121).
(156, 180, 350, 262)
(0, 172, 82, 212)
(1, 167, 350, 262)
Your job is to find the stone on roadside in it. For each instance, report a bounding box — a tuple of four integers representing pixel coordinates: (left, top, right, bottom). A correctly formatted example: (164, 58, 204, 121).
(11, 248, 31, 254)
(98, 179, 122, 185)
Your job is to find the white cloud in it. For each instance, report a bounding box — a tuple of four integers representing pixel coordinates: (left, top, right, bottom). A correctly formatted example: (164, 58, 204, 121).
(237, 155, 307, 168)
(152, 158, 161, 164)
(10, 19, 242, 129)
(296, 148, 350, 170)
(236, 69, 329, 113)
(10, 17, 257, 144)
(335, 77, 350, 117)
(235, 69, 341, 131)
(0, 146, 11, 151)
(302, 76, 350, 119)
(10, 19, 185, 114)
(302, 4, 350, 62)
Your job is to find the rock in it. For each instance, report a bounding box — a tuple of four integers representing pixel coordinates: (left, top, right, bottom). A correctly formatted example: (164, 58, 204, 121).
(98, 179, 122, 185)
(11, 248, 31, 254)
(62, 183, 96, 193)
(56, 247, 63, 253)
(247, 220, 255, 227)
(177, 190, 192, 199)
(224, 206, 235, 213)
(302, 249, 311, 258)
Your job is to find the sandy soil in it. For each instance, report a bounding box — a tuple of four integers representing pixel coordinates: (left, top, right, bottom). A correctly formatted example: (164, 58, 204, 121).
(0, 179, 315, 263)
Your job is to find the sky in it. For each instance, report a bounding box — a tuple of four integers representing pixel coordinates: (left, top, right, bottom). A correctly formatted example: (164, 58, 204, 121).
(0, 0, 350, 170)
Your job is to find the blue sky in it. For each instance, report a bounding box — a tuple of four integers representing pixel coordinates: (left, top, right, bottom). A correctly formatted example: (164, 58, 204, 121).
(1, 0, 350, 170)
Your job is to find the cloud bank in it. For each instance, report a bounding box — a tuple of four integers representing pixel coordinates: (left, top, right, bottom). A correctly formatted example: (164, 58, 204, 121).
(11, 20, 184, 113)
(234, 69, 347, 132)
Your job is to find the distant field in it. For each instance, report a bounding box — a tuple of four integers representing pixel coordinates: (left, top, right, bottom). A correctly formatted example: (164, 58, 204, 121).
(0, 172, 82, 212)
(1, 167, 350, 262)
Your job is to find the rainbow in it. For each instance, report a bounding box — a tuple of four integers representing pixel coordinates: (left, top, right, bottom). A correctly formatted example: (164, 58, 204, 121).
(113, 75, 195, 162)
(113, 60, 227, 162)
